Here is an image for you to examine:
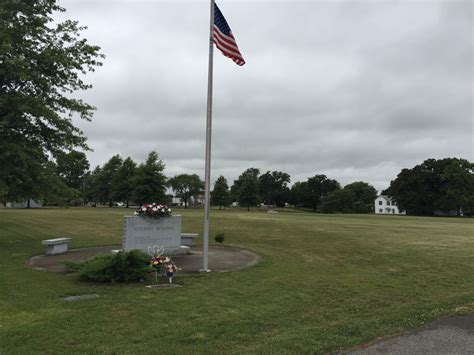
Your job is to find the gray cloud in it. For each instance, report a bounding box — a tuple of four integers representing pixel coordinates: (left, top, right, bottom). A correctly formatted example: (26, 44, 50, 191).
(59, 0, 473, 192)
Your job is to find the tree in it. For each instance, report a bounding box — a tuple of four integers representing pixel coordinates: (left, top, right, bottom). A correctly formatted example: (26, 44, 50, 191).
(231, 168, 261, 211)
(259, 171, 291, 207)
(318, 181, 377, 214)
(344, 181, 377, 213)
(111, 157, 137, 208)
(289, 181, 308, 207)
(168, 174, 204, 209)
(84, 166, 101, 205)
(436, 159, 474, 215)
(230, 168, 259, 199)
(305, 175, 340, 211)
(386, 158, 474, 216)
(41, 161, 78, 206)
(95, 155, 122, 207)
(56, 151, 90, 189)
(211, 175, 230, 210)
(0, 144, 47, 206)
(321, 189, 354, 213)
(0, 0, 103, 203)
(132, 152, 167, 206)
(237, 174, 260, 211)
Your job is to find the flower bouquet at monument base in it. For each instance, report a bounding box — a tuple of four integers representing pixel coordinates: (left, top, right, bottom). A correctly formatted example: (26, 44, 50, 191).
(147, 245, 178, 284)
(135, 202, 172, 218)
(150, 254, 170, 273)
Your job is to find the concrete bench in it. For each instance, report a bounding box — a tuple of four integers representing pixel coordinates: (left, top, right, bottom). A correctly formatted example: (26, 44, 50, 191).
(181, 233, 198, 247)
(42, 238, 71, 255)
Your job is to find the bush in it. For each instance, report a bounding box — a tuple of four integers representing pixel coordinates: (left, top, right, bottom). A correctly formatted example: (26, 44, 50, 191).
(214, 233, 225, 244)
(72, 250, 150, 283)
(64, 261, 82, 272)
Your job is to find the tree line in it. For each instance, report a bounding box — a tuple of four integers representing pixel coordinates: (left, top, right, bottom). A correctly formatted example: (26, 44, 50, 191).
(211, 168, 378, 213)
(2, 146, 472, 216)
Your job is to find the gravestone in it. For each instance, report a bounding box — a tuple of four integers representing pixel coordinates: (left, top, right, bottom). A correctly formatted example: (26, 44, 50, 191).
(123, 215, 188, 255)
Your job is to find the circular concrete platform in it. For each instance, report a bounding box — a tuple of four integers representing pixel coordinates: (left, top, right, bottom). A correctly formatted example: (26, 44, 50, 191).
(27, 245, 260, 274)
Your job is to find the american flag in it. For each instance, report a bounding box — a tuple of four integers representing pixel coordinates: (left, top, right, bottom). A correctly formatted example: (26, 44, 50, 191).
(213, 3, 245, 66)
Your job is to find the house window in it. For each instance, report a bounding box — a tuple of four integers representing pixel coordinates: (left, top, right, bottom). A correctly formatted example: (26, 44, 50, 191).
(379, 209, 383, 213)
(387, 201, 391, 206)
(378, 201, 382, 205)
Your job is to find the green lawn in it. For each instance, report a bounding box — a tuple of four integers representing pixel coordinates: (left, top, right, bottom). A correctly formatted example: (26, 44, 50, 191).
(0, 208, 473, 354)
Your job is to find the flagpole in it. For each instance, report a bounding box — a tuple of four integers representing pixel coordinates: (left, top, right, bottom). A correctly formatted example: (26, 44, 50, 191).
(202, 0, 215, 272)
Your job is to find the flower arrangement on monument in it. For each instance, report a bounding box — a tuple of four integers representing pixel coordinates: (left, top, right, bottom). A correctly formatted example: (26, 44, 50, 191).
(135, 202, 172, 218)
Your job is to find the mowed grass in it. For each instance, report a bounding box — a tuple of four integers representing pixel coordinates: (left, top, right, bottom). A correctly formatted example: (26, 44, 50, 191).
(0, 208, 473, 354)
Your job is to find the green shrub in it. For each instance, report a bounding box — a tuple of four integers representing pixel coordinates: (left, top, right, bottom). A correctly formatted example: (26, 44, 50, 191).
(64, 261, 82, 272)
(214, 233, 225, 244)
(77, 250, 150, 283)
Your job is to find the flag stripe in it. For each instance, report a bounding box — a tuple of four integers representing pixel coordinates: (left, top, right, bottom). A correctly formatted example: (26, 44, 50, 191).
(214, 42, 245, 65)
(213, 26, 240, 52)
(213, 3, 245, 66)
(214, 39, 244, 62)
(213, 30, 244, 60)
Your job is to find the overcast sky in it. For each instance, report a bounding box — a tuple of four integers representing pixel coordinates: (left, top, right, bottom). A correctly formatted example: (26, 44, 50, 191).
(58, 0, 473, 192)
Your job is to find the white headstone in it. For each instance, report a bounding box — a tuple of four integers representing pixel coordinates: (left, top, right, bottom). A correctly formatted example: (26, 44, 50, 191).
(123, 215, 188, 255)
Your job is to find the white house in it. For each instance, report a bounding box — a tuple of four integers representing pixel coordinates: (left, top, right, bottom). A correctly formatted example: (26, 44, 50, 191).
(374, 195, 405, 215)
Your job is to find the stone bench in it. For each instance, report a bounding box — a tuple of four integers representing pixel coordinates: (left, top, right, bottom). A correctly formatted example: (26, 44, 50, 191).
(42, 238, 71, 255)
(181, 233, 198, 247)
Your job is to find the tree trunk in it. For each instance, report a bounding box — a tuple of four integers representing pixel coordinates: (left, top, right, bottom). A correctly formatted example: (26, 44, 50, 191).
(27, 198, 31, 209)
(247, 205, 250, 212)
(184, 199, 187, 209)
(109, 200, 112, 208)
(219, 204, 222, 210)
(126, 199, 129, 208)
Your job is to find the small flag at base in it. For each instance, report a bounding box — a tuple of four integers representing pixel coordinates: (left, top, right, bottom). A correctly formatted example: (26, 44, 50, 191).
(213, 3, 245, 66)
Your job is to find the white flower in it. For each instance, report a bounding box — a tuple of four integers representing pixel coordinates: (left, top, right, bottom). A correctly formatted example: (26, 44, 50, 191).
(167, 208, 171, 212)
(152, 207, 157, 212)
(134, 212, 138, 215)
(141, 207, 146, 211)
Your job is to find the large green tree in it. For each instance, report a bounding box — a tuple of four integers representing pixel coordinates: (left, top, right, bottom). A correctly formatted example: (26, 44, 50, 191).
(387, 158, 474, 216)
(211, 175, 230, 210)
(132, 152, 167, 206)
(84, 166, 101, 205)
(289, 181, 308, 207)
(321, 189, 355, 213)
(41, 161, 78, 206)
(95, 155, 122, 207)
(0, 144, 46, 206)
(56, 151, 90, 191)
(305, 174, 340, 211)
(168, 174, 204, 209)
(320, 181, 377, 214)
(0, 0, 103, 203)
(259, 171, 291, 207)
(344, 181, 377, 213)
(237, 175, 260, 211)
(232, 168, 260, 211)
(111, 157, 137, 208)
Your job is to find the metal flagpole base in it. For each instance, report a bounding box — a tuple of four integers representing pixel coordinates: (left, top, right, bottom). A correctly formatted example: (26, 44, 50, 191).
(199, 269, 212, 273)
